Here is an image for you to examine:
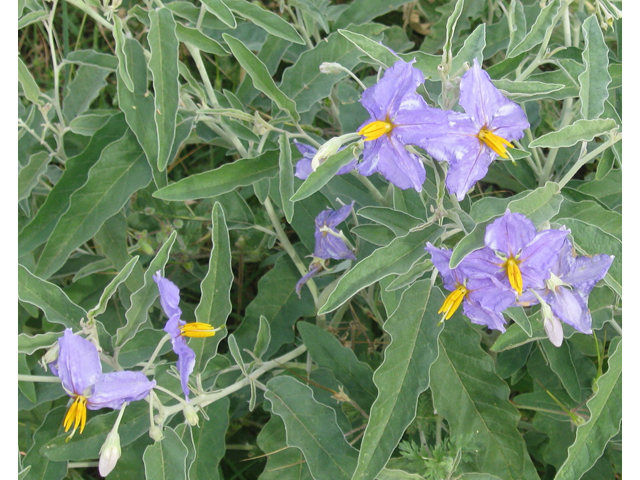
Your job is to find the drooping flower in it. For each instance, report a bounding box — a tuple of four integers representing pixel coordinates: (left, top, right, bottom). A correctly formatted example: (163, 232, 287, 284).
(293, 140, 357, 180)
(519, 237, 614, 340)
(426, 243, 516, 332)
(153, 273, 219, 399)
(423, 59, 530, 200)
(474, 210, 569, 296)
(296, 203, 356, 296)
(50, 329, 155, 436)
(357, 59, 449, 191)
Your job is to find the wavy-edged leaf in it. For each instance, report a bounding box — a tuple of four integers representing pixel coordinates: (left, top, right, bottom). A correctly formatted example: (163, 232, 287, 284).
(113, 16, 134, 92)
(507, 0, 560, 58)
(18, 331, 60, 355)
(352, 280, 443, 480)
(278, 135, 295, 222)
(18, 56, 42, 105)
(223, 33, 299, 121)
(224, 0, 304, 44)
(357, 207, 423, 237)
(265, 376, 359, 480)
(318, 224, 443, 314)
(62, 65, 109, 122)
(154, 149, 279, 201)
(290, 146, 357, 202)
(18, 264, 87, 329)
(334, 0, 413, 29)
(175, 23, 229, 55)
(298, 322, 377, 411)
(492, 79, 564, 99)
(87, 256, 139, 320)
(554, 197, 621, 241)
(540, 339, 596, 404)
(529, 118, 616, 148)
(555, 338, 622, 479)
(34, 130, 151, 279)
(65, 49, 118, 70)
(18, 114, 128, 256)
(430, 314, 539, 480)
(185, 398, 230, 480)
(257, 414, 312, 480)
(337, 29, 399, 67)
(19, 152, 50, 202)
(143, 427, 188, 480)
(22, 407, 67, 480)
(116, 231, 178, 347)
(200, 0, 236, 28)
(579, 15, 612, 120)
(149, 8, 180, 171)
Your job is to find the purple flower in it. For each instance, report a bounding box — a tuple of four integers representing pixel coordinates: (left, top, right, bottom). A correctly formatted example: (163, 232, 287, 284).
(50, 329, 155, 436)
(423, 59, 530, 200)
(474, 210, 569, 296)
(426, 243, 516, 332)
(357, 59, 448, 191)
(293, 140, 357, 180)
(520, 238, 614, 337)
(296, 203, 356, 296)
(153, 273, 217, 400)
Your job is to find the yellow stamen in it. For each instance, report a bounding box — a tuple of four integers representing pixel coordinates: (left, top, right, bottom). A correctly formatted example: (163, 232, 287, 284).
(180, 322, 217, 338)
(438, 285, 468, 320)
(504, 257, 523, 295)
(477, 127, 513, 158)
(63, 395, 88, 434)
(358, 120, 393, 141)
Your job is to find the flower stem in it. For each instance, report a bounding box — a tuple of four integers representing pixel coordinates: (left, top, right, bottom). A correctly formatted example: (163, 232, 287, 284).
(608, 318, 623, 336)
(142, 334, 171, 374)
(18, 375, 61, 383)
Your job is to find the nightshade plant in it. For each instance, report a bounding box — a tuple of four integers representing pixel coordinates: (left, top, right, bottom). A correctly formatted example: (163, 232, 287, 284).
(18, 1, 622, 480)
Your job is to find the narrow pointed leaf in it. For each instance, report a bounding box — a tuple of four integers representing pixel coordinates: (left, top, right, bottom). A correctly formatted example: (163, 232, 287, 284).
(257, 415, 312, 480)
(19, 152, 50, 202)
(265, 376, 359, 480)
(529, 118, 616, 148)
(187, 399, 230, 480)
(87, 256, 140, 320)
(200, 0, 236, 28)
(143, 427, 189, 480)
(18, 56, 42, 105)
(352, 280, 444, 480)
(278, 135, 295, 222)
(175, 24, 229, 55)
(579, 15, 612, 120)
(508, 0, 560, 58)
(290, 146, 357, 202)
(223, 0, 304, 45)
(113, 16, 134, 92)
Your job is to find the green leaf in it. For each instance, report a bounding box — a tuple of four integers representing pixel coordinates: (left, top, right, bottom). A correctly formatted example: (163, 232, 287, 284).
(113, 16, 134, 92)
(290, 146, 357, 202)
(18, 56, 42, 105)
(491, 320, 547, 352)
(69, 111, 115, 136)
(554, 197, 621, 241)
(22, 407, 67, 480)
(18, 114, 128, 256)
(356, 207, 423, 237)
(116, 231, 177, 347)
(256, 415, 313, 480)
(194, 203, 233, 358)
(223, 34, 299, 121)
(492, 79, 564, 99)
(298, 322, 377, 411)
(334, 0, 413, 29)
(253, 316, 271, 360)
(19, 152, 50, 202)
(508, 0, 561, 58)
(224, 0, 304, 44)
(65, 49, 118, 70)
(265, 376, 359, 480)
(579, 15, 612, 120)
(278, 135, 295, 222)
(555, 339, 622, 479)
(504, 306, 532, 337)
(352, 280, 444, 480)
(187, 399, 230, 480)
(505, 0, 527, 57)
(451, 23, 486, 74)
(34, 130, 151, 279)
(540, 339, 596, 403)
(529, 118, 616, 148)
(507, 181, 563, 226)
(175, 23, 229, 55)
(86, 256, 139, 320)
(18, 331, 60, 355)
(143, 427, 189, 480)
(319, 225, 443, 314)
(149, 8, 181, 171)
(18, 264, 87, 329)
(431, 314, 539, 480)
(154, 149, 279, 201)
(200, 0, 236, 28)
(18, 353, 36, 403)
(62, 65, 110, 122)
(338, 29, 400, 67)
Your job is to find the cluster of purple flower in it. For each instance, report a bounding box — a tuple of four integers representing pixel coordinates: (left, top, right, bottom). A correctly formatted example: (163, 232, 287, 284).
(426, 210, 613, 346)
(294, 58, 530, 200)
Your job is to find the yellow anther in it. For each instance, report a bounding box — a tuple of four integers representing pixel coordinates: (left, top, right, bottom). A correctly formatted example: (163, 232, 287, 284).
(180, 322, 217, 338)
(477, 127, 513, 158)
(64, 395, 88, 434)
(358, 120, 393, 141)
(504, 257, 523, 295)
(438, 285, 468, 320)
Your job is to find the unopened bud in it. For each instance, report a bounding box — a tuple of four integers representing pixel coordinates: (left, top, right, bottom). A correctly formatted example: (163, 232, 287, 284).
(543, 314, 564, 348)
(184, 404, 200, 426)
(39, 342, 60, 371)
(149, 424, 164, 442)
(98, 431, 121, 477)
(311, 137, 344, 171)
(319, 62, 343, 75)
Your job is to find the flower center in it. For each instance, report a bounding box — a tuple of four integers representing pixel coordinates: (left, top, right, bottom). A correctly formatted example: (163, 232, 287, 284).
(502, 256, 523, 295)
(438, 284, 468, 320)
(477, 127, 513, 158)
(64, 395, 88, 435)
(358, 119, 393, 141)
(180, 322, 218, 338)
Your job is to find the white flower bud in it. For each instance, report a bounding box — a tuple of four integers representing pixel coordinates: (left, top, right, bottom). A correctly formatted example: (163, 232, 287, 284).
(39, 343, 60, 371)
(184, 404, 200, 427)
(310, 137, 344, 171)
(98, 431, 121, 477)
(319, 62, 343, 75)
(543, 314, 564, 348)
(149, 424, 164, 442)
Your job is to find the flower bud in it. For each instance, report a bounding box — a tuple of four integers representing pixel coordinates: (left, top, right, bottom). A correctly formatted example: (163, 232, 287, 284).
(310, 137, 344, 171)
(98, 431, 121, 477)
(39, 342, 60, 371)
(319, 62, 343, 75)
(149, 424, 164, 442)
(543, 314, 564, 348)
(184, 403, 200, 427)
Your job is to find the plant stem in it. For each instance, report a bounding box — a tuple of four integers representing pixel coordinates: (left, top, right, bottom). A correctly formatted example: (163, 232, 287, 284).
(18, 375, 61, 383)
